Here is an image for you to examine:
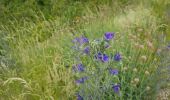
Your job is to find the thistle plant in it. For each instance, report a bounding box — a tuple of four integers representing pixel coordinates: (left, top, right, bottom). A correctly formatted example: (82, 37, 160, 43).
(71, 32, 160, 100)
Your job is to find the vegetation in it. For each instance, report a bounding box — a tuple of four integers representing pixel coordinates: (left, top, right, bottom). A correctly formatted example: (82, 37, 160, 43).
(0, 0, 170, 99)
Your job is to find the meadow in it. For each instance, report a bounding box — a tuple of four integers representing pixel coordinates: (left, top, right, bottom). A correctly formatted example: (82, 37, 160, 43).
(0, 0, 170, 100)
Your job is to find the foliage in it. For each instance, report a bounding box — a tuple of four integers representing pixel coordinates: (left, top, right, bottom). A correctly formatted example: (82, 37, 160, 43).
(0, 0, 169, 99)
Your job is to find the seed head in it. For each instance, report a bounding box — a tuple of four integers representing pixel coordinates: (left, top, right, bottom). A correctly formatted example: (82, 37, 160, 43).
(137, 28, 143, 32)
(123, 67, 128, 71)
(146, 86, 151, 91)
(145, 71, 150, 75)
(134, 43, 144, 49)
(134, 78, 140, 83)
(129, 34, 137, 40)
(133, 68, 138, 72)
(140, 56, 147, 61)
(147, 41, 154, 49)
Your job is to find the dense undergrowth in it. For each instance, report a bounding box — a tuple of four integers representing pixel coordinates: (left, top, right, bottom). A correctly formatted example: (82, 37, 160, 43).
(0, 0, 170, 100)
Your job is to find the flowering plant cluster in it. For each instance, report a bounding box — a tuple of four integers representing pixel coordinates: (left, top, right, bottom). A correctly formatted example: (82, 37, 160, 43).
(71, 32, 158, 100)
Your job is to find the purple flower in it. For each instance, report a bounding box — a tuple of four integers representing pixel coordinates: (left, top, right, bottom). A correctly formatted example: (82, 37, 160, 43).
(72, 36, 89, 45)
(114, 53, 122, 61)
(84, 46, 90, 54)
(81, 37, 89, 44)
(76, 77, 88, 84)
(97, 52, 103, 60)
(104, 32, 114, 41)
(77, 94, 83, 100)
(72, 64, 84, 72)
(95, 53, 109, 62)
(102, 54, 109, 62)
(168, 44, 170, 49)
(77, 64, 85, 72)
(72, 38, 80, 43)
(109, 69, 119, 75)
(112, 84, 120, 93)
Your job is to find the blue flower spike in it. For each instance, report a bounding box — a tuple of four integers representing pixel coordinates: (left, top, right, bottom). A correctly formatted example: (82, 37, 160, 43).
(114, 53, 122, 61)
(76, 77, 88, 85)
(77, 64, 85, 72)
(102, 54, 109, 62)
(104, 32, 115, 41)
(72, 36, 89, 45)
(109, 69, 119, 75)
(168, 44, 170, 49)
(84, 46, 90, 54)
(95, 52, 109, 62)
(72, 64, 85, 72)
(77, 94, 83, 100)
(112, 84, 120, 93)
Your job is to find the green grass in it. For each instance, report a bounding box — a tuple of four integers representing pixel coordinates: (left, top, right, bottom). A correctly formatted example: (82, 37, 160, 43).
(0, 0, 170, 99)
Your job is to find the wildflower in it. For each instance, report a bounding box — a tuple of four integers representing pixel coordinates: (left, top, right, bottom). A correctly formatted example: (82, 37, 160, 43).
(123, 67, 128, 71)
(112, 84, 120, 93)
(140, 56, 147, 61)
(131, 80, 134, 84)
(156, 48, 162, 55)
(134, 43, 144, 49)
(147, 41, 154, 49)
(137, 28, 143, 32)
(73, 36, 89, 45)
(77, 64, 85, 72)
(145, 70, 150, 75)
(134, 78, 140, 83)
(128, 34, 137, 40)
(104, 32, 114, 41)
(139, 45, 144, 49)
(76, 77, 88, 84)
(95, 52, 109, 62)
(168, 45, 170, 48)
(95, 52, 102, 60)
(133, 68, 138, 73)
(168, 44, 170, 49)
(72, 38, 80, 43)
(84, 46, 90, 54)
(114, 53, 122, 61)
(146, 86, 151, 91)
(80, 36, 89, 44)
(154, 58, 157, 61)
(77, 94, 83, 100)
(109, 69, 119, 75)
(72, 64, 84, 72)
(102, 54, 109, 62)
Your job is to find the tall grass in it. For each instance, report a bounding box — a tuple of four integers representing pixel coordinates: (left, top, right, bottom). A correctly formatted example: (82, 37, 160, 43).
(0, 0, 169, 99)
